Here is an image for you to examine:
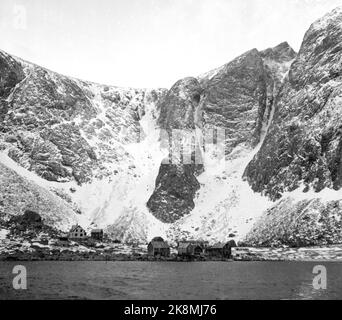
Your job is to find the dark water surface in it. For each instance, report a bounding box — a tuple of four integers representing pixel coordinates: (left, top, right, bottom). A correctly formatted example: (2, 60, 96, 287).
(0, 261, 341, 299)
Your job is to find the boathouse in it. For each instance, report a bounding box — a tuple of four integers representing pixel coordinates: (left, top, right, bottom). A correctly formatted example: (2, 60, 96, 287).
(206, 240, 236, 258)
(147, 237, 170, 257)
(177, 242, 203, 256)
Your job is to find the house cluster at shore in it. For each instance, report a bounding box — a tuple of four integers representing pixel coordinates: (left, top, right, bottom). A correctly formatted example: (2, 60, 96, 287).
(57, 226, 236, 259)
(57, 225, 104, 246)
(148, 237, 237, 259)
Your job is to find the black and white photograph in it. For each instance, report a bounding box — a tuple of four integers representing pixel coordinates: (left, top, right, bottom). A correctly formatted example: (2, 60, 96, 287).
(1, 0, 342, 306)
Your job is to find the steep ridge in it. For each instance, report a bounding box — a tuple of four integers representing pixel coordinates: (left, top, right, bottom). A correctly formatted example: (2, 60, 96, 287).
(244, 7, 342, 246)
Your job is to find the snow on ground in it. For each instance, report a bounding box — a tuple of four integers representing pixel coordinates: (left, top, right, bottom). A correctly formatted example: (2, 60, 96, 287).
(168, 100, 276, 243)
(169, 143, 271, 243)
(232, 245, 342, 261)
(280, 183, 342, 203)
(64, 91, 169, 241)
(0, 229, 9, 240)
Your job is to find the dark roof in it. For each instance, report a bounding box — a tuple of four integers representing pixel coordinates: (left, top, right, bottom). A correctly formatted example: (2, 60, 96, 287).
(58, 237, 69, 241)
(91, 229, 103, 233)
(192, 245, 203, 249)
(209, 242, 226, 249)
(150, 241, 170, 249)
(152, 237, 164, 242)
(208, 241, 236, 249)
(178, 242, 192, 249)
(178, 240, 208, 246)
(69, 225, 85, 233)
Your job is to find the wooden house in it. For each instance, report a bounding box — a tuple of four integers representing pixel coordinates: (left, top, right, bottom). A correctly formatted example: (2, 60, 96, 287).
(206, 240, 236, 258)
(177, 242, 203, 256)
(91, 229, 104, 241)
(68, 225, 87, 240)
(177, 242, 192, 256)
(147, 237, 170, 257)
(57, 234, 70, 247)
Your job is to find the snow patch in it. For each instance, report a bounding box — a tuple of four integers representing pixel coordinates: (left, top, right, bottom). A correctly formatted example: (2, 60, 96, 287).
(0, 229, 9, 240)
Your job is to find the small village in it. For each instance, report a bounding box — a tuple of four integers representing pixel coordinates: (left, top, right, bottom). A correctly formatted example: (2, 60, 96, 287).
(147, 236, 237, 260)
(2, 210, 342, 261)
(57, 225, 238, 261)
(0, 210, 239, 261)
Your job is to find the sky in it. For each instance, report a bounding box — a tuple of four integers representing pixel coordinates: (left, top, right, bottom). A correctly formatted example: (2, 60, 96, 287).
(0, 0, 341, 88)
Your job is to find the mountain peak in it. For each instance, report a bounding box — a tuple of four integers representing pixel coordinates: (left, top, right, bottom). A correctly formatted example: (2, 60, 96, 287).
(260, 42, 296, 62)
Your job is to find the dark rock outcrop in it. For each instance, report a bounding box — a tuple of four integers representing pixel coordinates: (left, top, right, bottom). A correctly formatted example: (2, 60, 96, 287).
(10, 210, 43, 231)
(147, 78, 203, 223)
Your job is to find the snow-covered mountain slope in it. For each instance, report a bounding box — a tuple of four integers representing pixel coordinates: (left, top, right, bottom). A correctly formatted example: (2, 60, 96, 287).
(0, 49, 169, 241)
(0, 156, 78, 231)
(244, 187, 342, 247)
(243, 7, 342, 246)
(2, 7, 342, 246)
(0, 38, 295, 243)
(0, 41, 293, 243)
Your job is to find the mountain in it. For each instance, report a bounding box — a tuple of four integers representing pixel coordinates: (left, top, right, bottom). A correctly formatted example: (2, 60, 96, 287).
(147, 41, 296, 242)
(244, 7, 342, 246)
(1, 7, 342, 246)
(0, 41, 294, 243)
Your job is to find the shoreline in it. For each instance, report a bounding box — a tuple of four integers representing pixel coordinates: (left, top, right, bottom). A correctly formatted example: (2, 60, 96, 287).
(2, 227, 342, 262)
(2, 249, 342, 262)
(2, 256, 342, 262)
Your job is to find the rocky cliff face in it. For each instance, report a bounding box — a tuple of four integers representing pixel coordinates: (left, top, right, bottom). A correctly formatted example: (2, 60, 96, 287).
(245, 8, 342, 200)
(200, 42, 296, 151)
(243, 7, 342, 246)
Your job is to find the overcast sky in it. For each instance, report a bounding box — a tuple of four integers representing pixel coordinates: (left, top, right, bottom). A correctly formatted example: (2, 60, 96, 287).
(0, 0, 341, 88)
